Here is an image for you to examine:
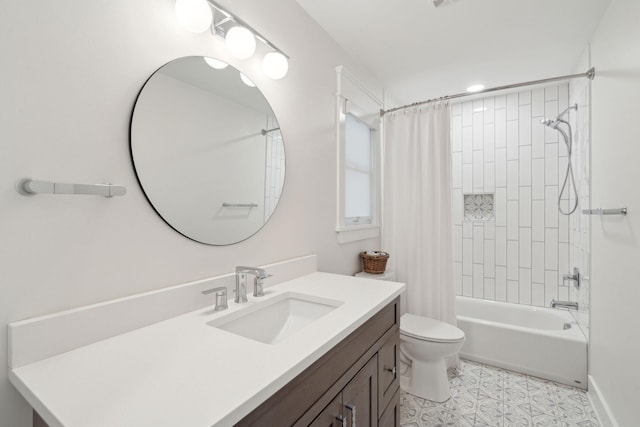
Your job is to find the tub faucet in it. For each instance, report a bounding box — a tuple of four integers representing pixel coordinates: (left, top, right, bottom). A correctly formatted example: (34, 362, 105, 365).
(234, 266, 271, 303)
(550, 299, 578, 310)
(562, 267, 581, 289)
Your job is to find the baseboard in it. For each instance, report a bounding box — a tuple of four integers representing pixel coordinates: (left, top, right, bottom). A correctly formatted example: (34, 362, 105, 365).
(588, 375, 619, 427)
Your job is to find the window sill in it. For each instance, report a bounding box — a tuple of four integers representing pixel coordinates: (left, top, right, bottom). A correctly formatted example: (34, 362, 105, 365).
(335, 224, 380, 244)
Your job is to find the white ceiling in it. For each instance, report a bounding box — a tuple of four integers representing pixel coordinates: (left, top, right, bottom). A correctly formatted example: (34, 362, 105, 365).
(296, 0, 611, 105)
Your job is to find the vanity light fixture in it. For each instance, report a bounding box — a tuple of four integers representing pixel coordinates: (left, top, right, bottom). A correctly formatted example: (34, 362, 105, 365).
(174, 0, 213, 33)
(204, 57, 229, 69)
(225, 26, 256, 59)
(174, 0, 289, 79)
(262, 52, 289, 80)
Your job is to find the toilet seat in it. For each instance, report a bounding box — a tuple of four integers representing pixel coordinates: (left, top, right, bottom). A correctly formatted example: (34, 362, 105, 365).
(400, 313, 465, 343)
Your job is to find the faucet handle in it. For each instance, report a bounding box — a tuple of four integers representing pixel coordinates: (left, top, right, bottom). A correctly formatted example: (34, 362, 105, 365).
(562, 267, 581, 289)
(253, 280, 264, 297)
(202, 286, 228, 311)
(253, 275, 272, 297)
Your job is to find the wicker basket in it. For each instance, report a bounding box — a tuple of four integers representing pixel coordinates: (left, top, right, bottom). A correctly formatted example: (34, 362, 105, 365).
(360, 251, 390, 274)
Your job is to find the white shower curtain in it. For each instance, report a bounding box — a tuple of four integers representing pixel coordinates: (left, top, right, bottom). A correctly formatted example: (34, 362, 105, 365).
(382, 102, 458, 366)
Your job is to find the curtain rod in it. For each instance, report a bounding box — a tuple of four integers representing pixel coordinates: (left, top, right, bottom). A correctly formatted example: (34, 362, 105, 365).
(380, 67, 595, 116)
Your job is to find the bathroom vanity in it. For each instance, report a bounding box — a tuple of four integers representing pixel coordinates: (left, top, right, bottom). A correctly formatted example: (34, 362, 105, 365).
(237, 296, 400, 427)
(9, 263, 404, 427)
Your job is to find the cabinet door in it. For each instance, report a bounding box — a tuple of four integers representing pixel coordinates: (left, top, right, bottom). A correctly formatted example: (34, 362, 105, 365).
(342, 355, 378, 427)
(309, 394, 345, 427)
(378, 389, 400, 427)
(377, 331, 400, 416)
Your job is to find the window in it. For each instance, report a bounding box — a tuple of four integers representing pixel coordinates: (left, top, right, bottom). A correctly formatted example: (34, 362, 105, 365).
(344, 113, 374, 225)
(335, 66, 383, 243)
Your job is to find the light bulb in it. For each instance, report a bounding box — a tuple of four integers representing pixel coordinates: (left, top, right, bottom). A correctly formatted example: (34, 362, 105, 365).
(262, 52, 289, 80)
(466, 84, 485, 93)
(175, 0, 213, 33)
(204, 57, 228, 70)
(240, 73, 256, 87)
(225, 26, 256, 59)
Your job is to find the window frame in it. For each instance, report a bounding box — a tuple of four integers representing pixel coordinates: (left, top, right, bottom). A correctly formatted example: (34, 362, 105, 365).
(335, 66, 383, 244)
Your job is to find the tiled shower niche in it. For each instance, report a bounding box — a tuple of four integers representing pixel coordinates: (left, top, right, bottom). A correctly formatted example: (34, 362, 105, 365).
(451, 84, 573, 307)
(464, 193, 495, 222)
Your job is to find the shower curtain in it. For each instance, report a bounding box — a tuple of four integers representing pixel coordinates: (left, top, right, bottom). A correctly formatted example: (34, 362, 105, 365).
(382, 102, 458, 367)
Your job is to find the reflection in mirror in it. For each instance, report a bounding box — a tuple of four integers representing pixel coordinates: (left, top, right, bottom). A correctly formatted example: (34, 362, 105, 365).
(130, 56, 285, 245)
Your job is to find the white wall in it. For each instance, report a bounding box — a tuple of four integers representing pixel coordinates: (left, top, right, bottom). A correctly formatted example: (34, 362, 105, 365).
(588, 0, 640, 425)
(0, 1, 381, 425)
(451, 86, 573, 307)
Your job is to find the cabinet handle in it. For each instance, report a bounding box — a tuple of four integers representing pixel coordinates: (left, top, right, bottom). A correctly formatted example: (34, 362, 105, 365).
(345, 404, 356, 427)
(385, 366, 397, 376)
(335, 414, 347, 427)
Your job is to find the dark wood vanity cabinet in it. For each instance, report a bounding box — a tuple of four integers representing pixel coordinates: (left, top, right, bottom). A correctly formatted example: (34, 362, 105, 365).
(238, 297, 400, 427)
(307, 355, 378, 427)
(378, 331, 400, 416)
(378, 389, 400, 427)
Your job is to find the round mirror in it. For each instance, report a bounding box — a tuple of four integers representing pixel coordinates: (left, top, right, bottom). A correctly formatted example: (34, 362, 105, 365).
(130, 56, 285, 245)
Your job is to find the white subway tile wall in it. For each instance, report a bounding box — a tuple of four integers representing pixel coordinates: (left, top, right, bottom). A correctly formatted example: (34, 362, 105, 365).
(264, 116, 285, 221)
(451, 84, 572, 307)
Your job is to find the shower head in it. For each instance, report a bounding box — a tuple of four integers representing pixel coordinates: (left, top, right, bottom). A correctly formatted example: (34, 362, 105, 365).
(542, 117, 569, 142)
(541, 104, 578, 129)
(541, 118, 560, 128)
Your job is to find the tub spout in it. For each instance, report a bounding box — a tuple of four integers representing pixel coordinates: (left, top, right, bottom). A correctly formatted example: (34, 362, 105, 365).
(551, 299, 578, 310)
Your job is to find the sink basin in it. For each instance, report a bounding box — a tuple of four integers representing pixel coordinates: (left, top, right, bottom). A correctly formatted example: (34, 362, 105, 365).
(207, 292, 343, 344)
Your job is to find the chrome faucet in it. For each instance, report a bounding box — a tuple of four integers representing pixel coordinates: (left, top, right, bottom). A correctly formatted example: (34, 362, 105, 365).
(550, 299, 578, 310)
(201, 286, 228, 311)
(562, 267, 581, 289)
(234, 266, 272, 303)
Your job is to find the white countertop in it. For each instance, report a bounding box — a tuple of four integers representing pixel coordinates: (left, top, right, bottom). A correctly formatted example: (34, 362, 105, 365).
(10, 272, 404, 427)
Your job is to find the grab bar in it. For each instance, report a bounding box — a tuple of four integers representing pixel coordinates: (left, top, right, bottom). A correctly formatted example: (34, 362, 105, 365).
(17, 178, 126, 198)
(582, 207, 627, 216)
(222, 202, 258, 208)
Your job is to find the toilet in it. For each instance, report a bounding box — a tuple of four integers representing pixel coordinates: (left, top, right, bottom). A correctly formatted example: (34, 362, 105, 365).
(400, 313, 465, 402)
(355, 270, 465, 402)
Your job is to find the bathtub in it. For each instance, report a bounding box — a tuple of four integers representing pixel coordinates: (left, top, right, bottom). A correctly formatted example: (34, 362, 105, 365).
(456, 296, 587, 389)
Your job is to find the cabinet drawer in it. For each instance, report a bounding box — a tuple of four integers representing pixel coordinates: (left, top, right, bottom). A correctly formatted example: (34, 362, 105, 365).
(377, 331, 399, 416)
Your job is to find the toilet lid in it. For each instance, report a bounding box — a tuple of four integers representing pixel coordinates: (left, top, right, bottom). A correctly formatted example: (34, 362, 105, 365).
(400, 313, 465, 343)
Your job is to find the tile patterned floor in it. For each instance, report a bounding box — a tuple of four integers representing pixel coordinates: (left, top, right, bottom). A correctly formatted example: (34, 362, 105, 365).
(400, 359, 600, 427)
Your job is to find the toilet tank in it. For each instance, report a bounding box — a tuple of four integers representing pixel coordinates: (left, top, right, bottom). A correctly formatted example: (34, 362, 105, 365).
(355, 270, 396, 281)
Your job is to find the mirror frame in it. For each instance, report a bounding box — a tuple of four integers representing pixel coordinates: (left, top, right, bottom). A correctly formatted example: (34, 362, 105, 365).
(129, 56, 286, 245)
